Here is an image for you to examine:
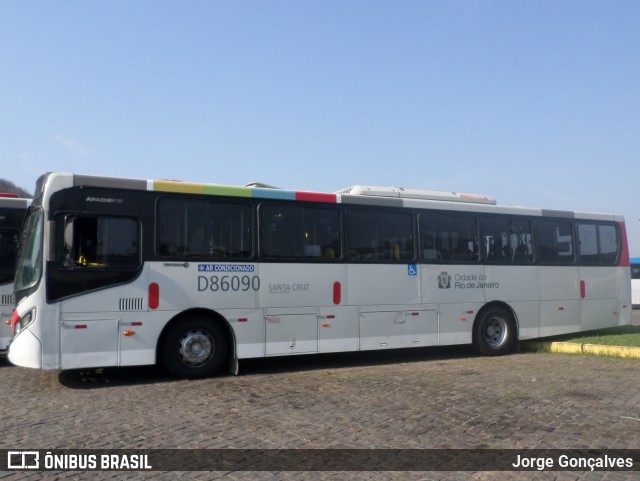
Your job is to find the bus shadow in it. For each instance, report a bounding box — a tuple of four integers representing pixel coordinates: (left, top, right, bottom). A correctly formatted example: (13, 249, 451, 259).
(0, 353, 12, 368)
(58, 364, 175, 389)
(58, 346, 476, 389)
(59, 345, 479, 389)
(239, 345, 478, 376)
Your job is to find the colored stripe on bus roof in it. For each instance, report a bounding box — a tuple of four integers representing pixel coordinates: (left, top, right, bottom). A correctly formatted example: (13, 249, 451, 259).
(296, 192, 337, 203)
(152, 180, 335, 203)
(153, 180, 205, 194)
(251, 188, 296, 201)
(204, 185, 253, 198)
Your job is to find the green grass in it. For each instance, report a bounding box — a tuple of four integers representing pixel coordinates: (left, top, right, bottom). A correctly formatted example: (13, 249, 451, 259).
(549, 325, 640, 347)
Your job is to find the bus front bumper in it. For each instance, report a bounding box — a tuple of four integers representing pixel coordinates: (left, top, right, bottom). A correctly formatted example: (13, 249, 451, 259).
(7, 329, 43, 369)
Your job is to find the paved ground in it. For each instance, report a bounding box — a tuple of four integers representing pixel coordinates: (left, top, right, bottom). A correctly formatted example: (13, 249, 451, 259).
(1, 312, 639, 480)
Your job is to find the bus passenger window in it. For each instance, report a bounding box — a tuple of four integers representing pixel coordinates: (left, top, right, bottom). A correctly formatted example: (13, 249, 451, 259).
(157, 198, 252, 260)
(451, 217, 478, 262)
(347, 209, 413, 262)
(419, 213, 450, 262)
(482, 217, 532, 264)
(61, 216, 139, 268)
(259, 204, 340, 260)
(537, 220, 575, 264)
(578, 222, 619, 265)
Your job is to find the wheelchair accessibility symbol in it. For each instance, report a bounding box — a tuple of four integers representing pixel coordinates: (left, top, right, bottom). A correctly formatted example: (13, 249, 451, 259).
(407, 264, 418, 276)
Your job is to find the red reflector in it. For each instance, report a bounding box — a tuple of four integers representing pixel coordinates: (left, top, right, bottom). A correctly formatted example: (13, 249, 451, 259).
(412, 312, 419, 316)
(149, 282, 159, 310)
(558, 307, 565, 311)
(238, 318, 248, 323)
(467, 310, 474, 314)
(75, 324, 87, 329)
(333, 282, 341, 305)
(580, 280, 586, 299)
(326, 315, 336, 319)
(132, 322, 142, 326)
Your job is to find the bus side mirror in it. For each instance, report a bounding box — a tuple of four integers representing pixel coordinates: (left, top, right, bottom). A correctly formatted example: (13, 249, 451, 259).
(64, 217, 75, 253)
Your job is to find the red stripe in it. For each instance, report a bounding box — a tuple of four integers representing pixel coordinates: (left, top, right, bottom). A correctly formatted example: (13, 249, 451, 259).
(295, 192, 337, 203)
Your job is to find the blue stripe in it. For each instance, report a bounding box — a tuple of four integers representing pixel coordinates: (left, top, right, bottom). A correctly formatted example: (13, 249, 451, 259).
(251, 188, 296, 201)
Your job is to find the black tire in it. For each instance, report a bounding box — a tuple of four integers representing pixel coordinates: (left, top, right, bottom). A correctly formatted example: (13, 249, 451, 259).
(160, 316, 228, 379)
(473, 307, 516, 356)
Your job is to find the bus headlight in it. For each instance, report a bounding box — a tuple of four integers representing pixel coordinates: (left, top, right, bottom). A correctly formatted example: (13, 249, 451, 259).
(11, 309, 36, 337)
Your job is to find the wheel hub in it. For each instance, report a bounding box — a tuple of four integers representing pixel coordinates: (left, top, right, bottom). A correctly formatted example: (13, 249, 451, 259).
(485, 319, 506, 347)
(178, 330, 214, 366)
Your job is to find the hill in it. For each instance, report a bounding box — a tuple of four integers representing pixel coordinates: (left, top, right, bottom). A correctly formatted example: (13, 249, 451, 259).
(0, 178, 32, 198)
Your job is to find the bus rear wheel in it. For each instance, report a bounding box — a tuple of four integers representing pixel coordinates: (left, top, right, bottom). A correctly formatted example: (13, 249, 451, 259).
(160, 316, 228, 379)
(473, 307, 516, 356)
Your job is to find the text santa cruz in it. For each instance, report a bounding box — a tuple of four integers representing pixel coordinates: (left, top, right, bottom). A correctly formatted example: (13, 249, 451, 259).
(438, 272, 499, 289)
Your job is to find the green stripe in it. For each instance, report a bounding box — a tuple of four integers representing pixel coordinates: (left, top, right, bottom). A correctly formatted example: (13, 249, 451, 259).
(204, 184, 253, 197)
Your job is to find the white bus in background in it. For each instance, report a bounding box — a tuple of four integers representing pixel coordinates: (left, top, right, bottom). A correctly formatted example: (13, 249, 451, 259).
(0, 194, 30, 351)
(631, 257, 640, 309)
(9, 173, 632, 378)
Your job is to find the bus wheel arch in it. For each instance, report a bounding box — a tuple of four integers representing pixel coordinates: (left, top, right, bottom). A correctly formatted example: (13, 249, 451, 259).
(157, 309, 234, 379)
(472, 302, 518, 356)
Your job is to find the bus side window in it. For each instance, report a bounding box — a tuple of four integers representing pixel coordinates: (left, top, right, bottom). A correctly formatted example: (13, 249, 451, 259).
(419, 212, 449, 263)
(259, 204, 341, 260)
(158, 198, 252, 260)
(483, 217, 532, 264)
(59, 215, 139, 268)
(537, 220, 575, 264)
(452, 216, 478, 262)
(347, 209, 413, 262)
(578, 222, 619, 265)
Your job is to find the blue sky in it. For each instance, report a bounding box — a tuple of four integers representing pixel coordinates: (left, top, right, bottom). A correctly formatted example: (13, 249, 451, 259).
(2, 1, 639, 255)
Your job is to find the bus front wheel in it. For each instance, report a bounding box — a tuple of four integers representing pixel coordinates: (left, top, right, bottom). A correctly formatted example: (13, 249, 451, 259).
(160, 316, 228, 379)
(473, 307, 516, 356)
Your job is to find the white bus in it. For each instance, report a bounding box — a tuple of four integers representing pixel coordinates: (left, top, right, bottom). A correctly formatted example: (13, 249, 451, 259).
(0, 194, 30, 351)
(631, 257, 640, 309)
(9, 173, 632, 378)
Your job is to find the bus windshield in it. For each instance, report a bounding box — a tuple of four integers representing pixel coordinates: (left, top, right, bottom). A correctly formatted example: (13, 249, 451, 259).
(14, 208, 44, 292)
